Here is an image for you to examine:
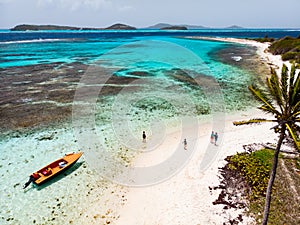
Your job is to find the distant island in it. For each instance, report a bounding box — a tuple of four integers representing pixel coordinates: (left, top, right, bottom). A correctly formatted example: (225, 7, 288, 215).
(10, 23, 137, 31)
(10, 24, 97, 31)
(160, 26, 188, 30)
(10, 23, 244, 31)
(104, 23, 136, 30)
(226, 25, 244, 29)
(146, 23, 208, 29)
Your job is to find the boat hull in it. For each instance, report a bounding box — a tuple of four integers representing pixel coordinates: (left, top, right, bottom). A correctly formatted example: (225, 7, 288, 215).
(32, 152, 83, 185)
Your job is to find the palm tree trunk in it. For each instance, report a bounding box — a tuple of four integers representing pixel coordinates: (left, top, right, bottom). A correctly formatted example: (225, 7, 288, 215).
(262, 127, 286, 225)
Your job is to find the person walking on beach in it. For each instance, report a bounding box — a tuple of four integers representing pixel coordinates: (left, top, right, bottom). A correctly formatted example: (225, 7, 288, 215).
(210, 131, 214, 143)
(142, 131, 146, 143)
(214, 132, 218, 146)
(183, 138, 187, 150)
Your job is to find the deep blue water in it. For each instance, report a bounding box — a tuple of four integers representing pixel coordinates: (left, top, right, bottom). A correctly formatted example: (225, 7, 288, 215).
(1, 29, 300, 42)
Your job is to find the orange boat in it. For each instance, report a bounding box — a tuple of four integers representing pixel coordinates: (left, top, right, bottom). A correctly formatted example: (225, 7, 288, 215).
(23, 152, 83, 189)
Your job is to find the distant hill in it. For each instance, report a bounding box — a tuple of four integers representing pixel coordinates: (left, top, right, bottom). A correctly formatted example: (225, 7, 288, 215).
(104, 23, 136, 30)
(10, 24, 98, 31)
(10, 23, 137, 31)
(146, 23, 245, 29)
(181, 24, 208, 29)
(160, 26, 188, 30)
(225, 25, 244, 29)
(146, 23, 173, 29)
(11, 23, 244, 31)
(145, 23, 208, 29)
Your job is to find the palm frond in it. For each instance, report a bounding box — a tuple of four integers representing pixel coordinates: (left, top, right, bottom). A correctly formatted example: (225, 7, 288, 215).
(268, 70, 284, 112)
(286, 123, 300, 152)
(291, 99, 300, 114)
(291, 110, 300, 118)
(258, 105, 280, 116)
(292, 71, 300, 105)
(233, 118, 276, 126)
(293, 123, 300, 130)
(248, 85, 279, 115)
(288, 64, 296, 103)
(280, 64, 289, 102)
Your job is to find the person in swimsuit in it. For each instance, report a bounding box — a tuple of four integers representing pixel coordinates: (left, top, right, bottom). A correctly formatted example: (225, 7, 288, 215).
(214, 132, 218, 145)
(183, 138, 187, 150)
(210, 131, 214, 143)
(142, 131, 146, 143)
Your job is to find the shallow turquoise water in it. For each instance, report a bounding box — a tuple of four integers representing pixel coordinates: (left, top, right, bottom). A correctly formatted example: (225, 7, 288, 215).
(1, 35, 230, 68)
(0, 31, 272, 224)
(0, 34, 261, 113)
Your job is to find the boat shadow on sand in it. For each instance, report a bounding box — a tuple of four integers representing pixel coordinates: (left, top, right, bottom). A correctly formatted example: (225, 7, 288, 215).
(24, 161, 84, 192)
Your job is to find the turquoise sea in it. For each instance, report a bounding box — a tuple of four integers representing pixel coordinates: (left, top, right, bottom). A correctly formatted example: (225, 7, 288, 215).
(1, 29, 300, 68)
(0, 29, 299, 224)
(2, 28, 294, 121)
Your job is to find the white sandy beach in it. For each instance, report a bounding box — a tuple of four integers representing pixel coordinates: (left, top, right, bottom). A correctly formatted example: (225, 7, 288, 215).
(190, 36, 292, 72)
(114, 109, 277, 225)
(112, 38, 288, 225)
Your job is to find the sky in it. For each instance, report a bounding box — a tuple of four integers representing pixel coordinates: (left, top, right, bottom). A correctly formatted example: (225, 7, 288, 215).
(0, 0, 299, 29)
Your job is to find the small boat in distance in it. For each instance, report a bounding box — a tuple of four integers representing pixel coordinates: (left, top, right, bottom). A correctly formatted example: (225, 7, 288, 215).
(23, 152, 83, 189)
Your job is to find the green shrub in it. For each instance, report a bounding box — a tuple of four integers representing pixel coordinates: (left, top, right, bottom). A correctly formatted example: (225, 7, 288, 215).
(252, 37, 275, 43)
(269, 37, 300, 55)
(227, 149, 273, 199)
(282, 52, 298, 61)
(268, 36, 300, 63)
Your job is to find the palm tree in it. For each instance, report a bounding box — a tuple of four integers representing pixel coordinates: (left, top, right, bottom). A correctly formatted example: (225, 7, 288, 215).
(233, 64, 300, 225)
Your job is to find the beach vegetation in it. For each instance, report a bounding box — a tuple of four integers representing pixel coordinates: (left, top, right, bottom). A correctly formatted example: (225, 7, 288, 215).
(227, 149, 273, 199)
(252, 36, 275, 43)
(269, 36, 300, 63)
(227, 149, 300, 224)
(233, 64, 300, 225)
(281, 51, 298, 61)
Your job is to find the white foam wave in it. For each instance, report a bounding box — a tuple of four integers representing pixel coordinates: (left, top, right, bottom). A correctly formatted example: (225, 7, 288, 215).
(0, 38, 62, 45)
